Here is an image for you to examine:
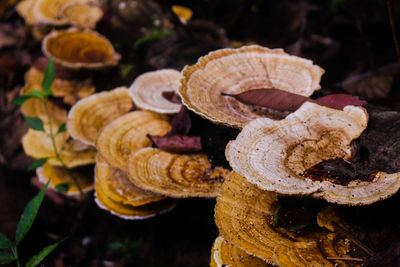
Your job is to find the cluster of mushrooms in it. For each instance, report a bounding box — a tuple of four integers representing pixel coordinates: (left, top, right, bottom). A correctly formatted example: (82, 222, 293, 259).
(15, 2, 400, 264)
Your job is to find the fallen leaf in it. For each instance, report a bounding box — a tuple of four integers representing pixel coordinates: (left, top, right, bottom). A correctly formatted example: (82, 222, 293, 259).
(150, 135, 202, 153)
(165, 106, 192, 136)
(223, 89, 367, 112)
(221, 89, 309, 112)
(162, 91, 181, 104)
(316, 94, 367, 110)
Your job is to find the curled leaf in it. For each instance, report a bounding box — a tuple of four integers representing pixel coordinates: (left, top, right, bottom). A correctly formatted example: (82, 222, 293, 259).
(165, 106, 192, 136)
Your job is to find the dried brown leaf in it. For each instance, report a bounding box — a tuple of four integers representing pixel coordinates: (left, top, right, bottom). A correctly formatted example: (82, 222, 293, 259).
(316, 94, 367, 110)
(150, 135, 202, 153)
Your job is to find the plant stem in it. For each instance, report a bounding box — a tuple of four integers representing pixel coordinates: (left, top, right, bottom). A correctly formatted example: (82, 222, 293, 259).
(42, 98, 83, 196)
(11, 244, 20, 267)
(388, 0, 400, 63)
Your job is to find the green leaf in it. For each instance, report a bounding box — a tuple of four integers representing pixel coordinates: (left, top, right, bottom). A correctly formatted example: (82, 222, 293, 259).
(0, 233, 11, 249)
(42, 58, 55, 96)
(28, 158, 48, 171)
(27, 90, 44, 99)
(26, 239, 63, 267)
(15, 181, 49, 245)
(0, 251, 16, 265)
(25, 116, 45, 132)
(11, 95, 31, 106)
(108, 242, 122, 250)
(56, 123, 67, 134)
(55, 183, 69, 192)
(120, 64, 134, 78)
(59, 146, 65, 152)
(134, 29, 170, 50)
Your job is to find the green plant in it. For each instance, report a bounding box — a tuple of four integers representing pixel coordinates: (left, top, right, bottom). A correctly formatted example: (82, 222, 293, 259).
(0, 181, 63, 266)
(12, 58, 81, 194)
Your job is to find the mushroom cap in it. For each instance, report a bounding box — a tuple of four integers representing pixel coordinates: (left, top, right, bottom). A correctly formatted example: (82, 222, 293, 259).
(22, 67, 95, 105)
(95, 155, 165, 206)
(22, 128, 97, 168)
(94, 177, 176, 220)
(42, 28, 121, 69)
(32, 0, 70, 25)
(215, 171, 351, 265)
(61, 2, 103, 29)
(96, 111, 171, 171)
(226, 101, 400, 205)
(37, 163, 94, 195)
(126, 147, 227, 198)
(211, 236, 273, 267)
(16, 0, 37, 25)
(129, 69, 182, 114)
(171, 5, 193, 24)
(21, 86, 67, 127)
(179, 45, 324, 128)
(67, 87, 133, 146)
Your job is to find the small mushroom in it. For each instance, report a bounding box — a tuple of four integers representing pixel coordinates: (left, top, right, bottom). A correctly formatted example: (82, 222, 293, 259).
(95, 155, 165, 206)
(42, 28, 121, 69)
(171, 5, 193, 24)
(94, 170, 176, 220)
(60, 2, 103, 29)
(16, 0, 37, 25)
(37, 162, 94, 195)
(215, 172, 352, 266)
(129, 69, 182, 114)
(211, 236, 272, 267)
(179, 45, 324, 128)
(226, 101, 400, 205)
(67, 87, 133, 146)
(126, 147, 228, 198)
(23, 66, 95, 104)
(96, 111, 171, 171)
(22, 128, 97, 168)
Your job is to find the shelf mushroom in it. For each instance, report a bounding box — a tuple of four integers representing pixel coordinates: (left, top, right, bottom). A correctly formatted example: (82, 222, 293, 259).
(129, 69, 182, 114)
(226, 101, 400, 205)
(179, 45, 324, 128)
(37, 163, 94, 195)
(211, 236, 273, 267)
(96, 110, 171, 171)
(126, 147, 228, 198)
(95, 155, 165, 207)
(67, 87, 133, 146)
(215, 172, 352, 266)
(60, 2, 103, 29)
(22, 127, 96, 168)
(94, 156, 175, 220)
(42, 28, 120, 69)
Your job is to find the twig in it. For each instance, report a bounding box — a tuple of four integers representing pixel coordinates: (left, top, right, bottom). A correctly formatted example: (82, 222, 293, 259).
(388, 0, 400, 64)
(332, 222, 374, 256)
(326, 256, 364, 262)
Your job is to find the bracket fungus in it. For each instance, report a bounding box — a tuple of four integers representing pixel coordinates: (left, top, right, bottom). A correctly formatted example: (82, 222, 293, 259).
(67, 87, 133, 146)
(94, 180, 176, 220)
(215, 172, 353, 266)
(179, 45, 324, 128)
(95, 155, 165, 207)
(96, 111, 171, 171)
(126, 147, 228, 198)
(22, 127, 96, 168)
(129, 69, 182, 114)
(211, 236, 273, 267)
(42, 28, 121, 69)
(37, 163, 94, 195)
(60, 2, 103, 29)
(226, 101, 400, 205)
